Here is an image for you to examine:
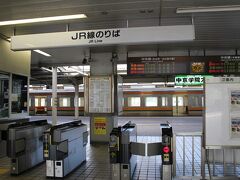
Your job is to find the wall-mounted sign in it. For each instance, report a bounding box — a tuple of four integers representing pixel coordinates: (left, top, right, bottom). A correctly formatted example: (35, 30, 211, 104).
(11, 25, 195, 50)
(94, 117, 107, 135)
(175, 75, 213, 86)
(88, 76, 112, 113)
(191, 62, 205, 73)
(208, 56, 240, 74)
(129, 57, 175, 74)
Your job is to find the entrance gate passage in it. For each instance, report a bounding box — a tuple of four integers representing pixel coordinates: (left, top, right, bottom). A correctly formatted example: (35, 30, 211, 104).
(109, 122, 173, 180)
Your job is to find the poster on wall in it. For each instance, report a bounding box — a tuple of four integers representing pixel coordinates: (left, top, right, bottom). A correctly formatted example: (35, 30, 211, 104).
(231, 91, 240, 112)
(89, 77, 112, 113)
(94, 117, 107, 135)
(230, 90, 240, 138)
(231, 117, 240, 138)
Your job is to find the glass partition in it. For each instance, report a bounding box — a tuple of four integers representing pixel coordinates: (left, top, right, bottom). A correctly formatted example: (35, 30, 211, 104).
(0, 73, 9, 118)
(11, 74, 28, 114)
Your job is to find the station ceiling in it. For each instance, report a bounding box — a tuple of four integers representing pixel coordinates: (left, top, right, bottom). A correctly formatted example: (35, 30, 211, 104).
(0, 0, 240, 84)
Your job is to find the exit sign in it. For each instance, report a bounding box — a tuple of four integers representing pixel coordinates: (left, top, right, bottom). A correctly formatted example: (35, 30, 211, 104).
(175, 75, 213, 86)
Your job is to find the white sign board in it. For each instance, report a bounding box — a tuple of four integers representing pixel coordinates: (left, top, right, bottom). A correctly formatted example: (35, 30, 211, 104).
(89, 76, 112, 113)
(11, 25, 195, 50)
(205, 77, 240, 148)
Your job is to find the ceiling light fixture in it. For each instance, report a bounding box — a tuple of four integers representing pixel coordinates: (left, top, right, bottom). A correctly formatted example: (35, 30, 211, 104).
(41, 67, 52, 73)
(34, 49, 51, 57)
(68, 67, 88, 76)
(176, 5, 240, 14)
(0, 14, 87, 26)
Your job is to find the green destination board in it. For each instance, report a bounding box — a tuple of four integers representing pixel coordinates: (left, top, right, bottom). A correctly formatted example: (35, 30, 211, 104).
(175, 75, 213, 86)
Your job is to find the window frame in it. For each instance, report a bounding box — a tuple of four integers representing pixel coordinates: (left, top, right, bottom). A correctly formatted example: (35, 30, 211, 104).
(145, 96, 158, 107)
(59, 97, 71, 107)
(128, 97, 141, 107)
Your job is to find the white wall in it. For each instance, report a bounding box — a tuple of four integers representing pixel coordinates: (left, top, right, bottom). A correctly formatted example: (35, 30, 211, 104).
(0, 39, 31, 76)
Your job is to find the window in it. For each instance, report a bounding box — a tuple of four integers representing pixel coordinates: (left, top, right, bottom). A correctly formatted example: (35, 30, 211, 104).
(128, 97, 141, 107)
(161, 97, 168, 106)
(178, 96, 184, 106)
(145, 97, 158, 107)
(59, 97, 70, 107)
(29, 98, 31, 107)
(35, 98, 39, 106)
(191, 96, 203, 107)
(78, 97, 84, 107)
(172, 96, 176, 106)
(40, 98, 46, 106)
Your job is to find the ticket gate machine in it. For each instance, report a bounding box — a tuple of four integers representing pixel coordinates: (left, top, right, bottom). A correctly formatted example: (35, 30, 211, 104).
(0, 118, 29, 157)
(147, 123, 173, 180)
(110, 122, 173, 180)
(7, 120, 50, 175)
(109, 122, 145, 180)
(43, 120, 88, 178)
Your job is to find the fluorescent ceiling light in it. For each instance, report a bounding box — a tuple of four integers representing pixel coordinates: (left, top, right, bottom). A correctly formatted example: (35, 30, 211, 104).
(41, 67, 52, 72)
(152, 82, 165, 85)
(123, 83, 138, 85)
(131, 85, 155, 89)
(67, 67, 88, 76)
(176, 5, 240, 14)
(34, 49, 51, 57)
(0, 14, 87, 26)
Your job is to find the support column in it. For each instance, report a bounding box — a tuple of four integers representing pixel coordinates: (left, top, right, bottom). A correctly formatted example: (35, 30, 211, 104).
(86, 52, 121, 143)
(74, 84, 79, 120)
(52, 67, 57, 126)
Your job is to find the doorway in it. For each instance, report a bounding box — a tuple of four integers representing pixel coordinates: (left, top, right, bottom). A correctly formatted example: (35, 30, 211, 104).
(172, 95, 188, 116)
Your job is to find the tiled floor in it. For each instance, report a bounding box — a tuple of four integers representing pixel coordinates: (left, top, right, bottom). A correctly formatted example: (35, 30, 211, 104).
(0, 117, 239, 179)
(0, 136, 240, 180)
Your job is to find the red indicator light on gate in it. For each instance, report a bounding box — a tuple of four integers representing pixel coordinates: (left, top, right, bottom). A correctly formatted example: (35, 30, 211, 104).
(163, 146, 170, 153)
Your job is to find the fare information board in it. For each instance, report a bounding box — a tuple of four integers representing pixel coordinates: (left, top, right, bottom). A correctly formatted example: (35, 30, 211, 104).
(208, 56, 240, 74)
(89, 77, 112, 113)
(129, 57, 175, 74)
(127, 56, 240, 75)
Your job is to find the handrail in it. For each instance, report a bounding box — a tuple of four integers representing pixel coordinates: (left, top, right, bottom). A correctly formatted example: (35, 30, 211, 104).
(174, 132, 202, 136)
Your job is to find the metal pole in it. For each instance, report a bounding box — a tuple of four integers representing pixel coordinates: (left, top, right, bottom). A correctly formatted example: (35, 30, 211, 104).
(52, 67, 57, 126)
(27, 76, 30, 115)
(233, 149, 236, 176)
(192, 136, 195, 176)
(172, 134, 176, 177)
(74, 84, 79, 120)
(223, 149, 226, 176)
(201, 147, 206, 180)
(213, 149, 215, 176)
(8, 73, 12, 118)
(183, 136, 185, 176)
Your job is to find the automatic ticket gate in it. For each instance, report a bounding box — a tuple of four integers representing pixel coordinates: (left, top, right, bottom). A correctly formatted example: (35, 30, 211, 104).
(0, 118, 29, 158)
(109, 122, 173, 180)
(7, 120, 50, 175)
(43, 120, 88, 178)
(109, 122, 145, 180)
(147, 123, 173, 180)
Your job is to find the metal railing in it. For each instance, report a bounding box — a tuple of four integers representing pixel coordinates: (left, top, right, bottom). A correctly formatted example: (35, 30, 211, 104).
(172, 132, 240, 179)
(173, 132, 202, 178)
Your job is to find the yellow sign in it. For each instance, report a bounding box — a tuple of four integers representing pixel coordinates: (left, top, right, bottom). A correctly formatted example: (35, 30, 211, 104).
(94, 117, 107, 135)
